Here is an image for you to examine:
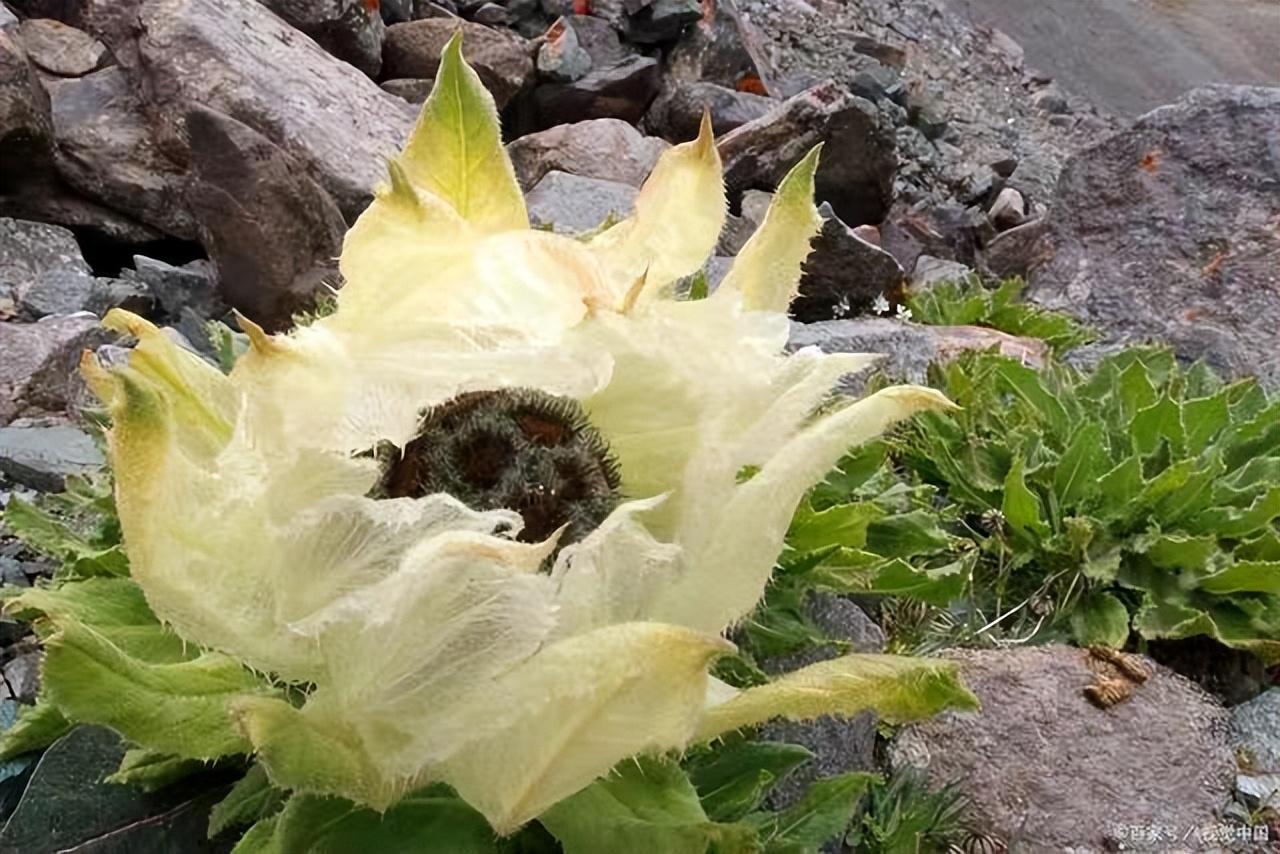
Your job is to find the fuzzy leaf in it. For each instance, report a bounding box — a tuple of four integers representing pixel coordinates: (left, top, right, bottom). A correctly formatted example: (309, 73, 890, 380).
(269, 790, 500, 854)
(105, 748, 205, 792)
(1053, 421, 1109, 510)
(696, 655, 977, 741)
(0, 701, 71, 762)
(208, 765, 285, 837)
(719, 147, 823, 312)
(748, 772, 877, 853)
(42, 621, 277, 760)
(1001, 456, 1048, 539)
(541, 757, 756, 854)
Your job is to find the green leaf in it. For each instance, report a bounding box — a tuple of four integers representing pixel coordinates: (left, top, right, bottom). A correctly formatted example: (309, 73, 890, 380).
(1052, 421, 1109, 510)
(8, 578, 194, 663)
(1001, 457, 1049, 539)
(271, 789, 500, 854)
(42, 620, 278, 759)
(862, 557, 969, 606)
(1131, 394, 1185, 457)
(748, 772, 877, 853)
(1115, 359, 1159, 422)
(105, 748, 207, 792)
(541, 757, 756, 854)
(687, 742, 813, 823)
(995, 360, 1071, 439)
(0, 698, 72, 764)
(1183, 390, 1231, 453)
(1093, 455, 1144, 518)
(864, 512, 951, 559)
(1137, 533, 1221, 573)
(210, 764, 285, 837)
(1198, 562, 1280, 595)
(1070, 592, 1131, 647)
(787, 503, 885, 552)
(235, 816, 283, 854)
(1188, 486, 1280, 539)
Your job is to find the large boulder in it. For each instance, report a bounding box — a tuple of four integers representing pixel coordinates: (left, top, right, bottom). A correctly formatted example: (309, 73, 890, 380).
(0, 27, 53, 184)
(259, 0, 384, 78)
(1028, 86, 1280, 388)
(0, 218, 96, 320)
(46, 68, 196, 239)
(184, 106, 347, 331)
(16, 19, 107, 77)
(506, 118, 668, 190)
(0, 422, 103, 492)
(890, 646, 1233, 851)
(717, 80, 896, 226)
(78, 0, 414, 221)
(794, 202, 903, 322)
(525, 170, 636, 234)
(533, 55, 661, 128)
(383, 18, 533, 108)
(0, 314, 102, 424)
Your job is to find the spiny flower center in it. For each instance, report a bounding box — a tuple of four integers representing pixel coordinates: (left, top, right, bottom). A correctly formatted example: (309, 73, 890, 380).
(378, 389, 622, 547)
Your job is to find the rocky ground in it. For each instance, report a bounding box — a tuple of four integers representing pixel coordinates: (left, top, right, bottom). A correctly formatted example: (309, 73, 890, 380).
(1, 0, 1279, 848)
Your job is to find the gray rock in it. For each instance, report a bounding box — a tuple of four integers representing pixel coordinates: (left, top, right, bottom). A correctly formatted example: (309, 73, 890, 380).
(794, 203, 903, 322)
(655, 80, 773, 140)
(718, 80, 896, 227)
(622, 0, 700, 45)
(905, 79, 948, 140)
(79, 0, 414, 222)
(788, 317, 1047, 392)
(534, 55, 661, 127)
(848, 63, 905, 105)
(383, 19, 533, 108)
(380, 0, 412, 23)
(0, 314, 103, 424)
(46, 68, 197, 239)
(0, 652, 41, 703)
(715, 212, 754, 256)
(0, 5, 16, 29)
(85, 276, 153, 317)
(559, 14, 631, 69)
(260, 0, 385, 77)
(911, 255, 973, 291)
(1032, 84, 1071, 115)
(1233, 688, 1280, 775)
(739, 188, 772, 228)
(981, 216, 1051, 279)
(507, 118, 668, 191)
(0, 27, 54, 182)
(890, 646, 1233, 851)
(986, 186, 1026, 230)
(0, 218, 95, 320)
(185, 106, 347, 332)
(526, 171, 636, 234)
(759, 595, 883, 814)
(663, 0, 776, 93)
(536, 16, 591, 84)
(0, 423, 103, 491)
(469, 3, 507, 25)
(17, 18, 107, 76)
(125, 255, 223, 321)
(380, 77, 434, 104)
(1028, 86, 1280, 388)
(0, 175, 164, 245)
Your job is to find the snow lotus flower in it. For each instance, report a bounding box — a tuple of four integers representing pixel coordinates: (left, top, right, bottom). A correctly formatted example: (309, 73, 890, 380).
(35, 34, 973, 835)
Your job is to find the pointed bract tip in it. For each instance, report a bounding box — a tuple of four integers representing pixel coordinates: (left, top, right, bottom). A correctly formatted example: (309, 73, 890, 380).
(102, 308, 159, 341)
(233, 311, 278, 355)
(695, 110, 716, 158)
(79, 349, 117, 404)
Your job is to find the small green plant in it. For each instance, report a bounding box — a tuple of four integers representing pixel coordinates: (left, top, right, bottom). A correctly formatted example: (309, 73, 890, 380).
(870, 347, 1280, 657)
(846, 769, 969, 854)
(905, 278, 1094, 353)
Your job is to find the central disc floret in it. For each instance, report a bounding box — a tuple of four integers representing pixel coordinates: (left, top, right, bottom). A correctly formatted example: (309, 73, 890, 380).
(379, 389, 622, 546)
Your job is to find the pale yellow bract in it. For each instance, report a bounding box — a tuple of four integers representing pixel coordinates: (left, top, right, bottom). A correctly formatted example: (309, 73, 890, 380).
(85, 33, 960, 833)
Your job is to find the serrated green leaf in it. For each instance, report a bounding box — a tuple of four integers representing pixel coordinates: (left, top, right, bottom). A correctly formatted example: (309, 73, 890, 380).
(1137, 533, 1221, 573)
(541, 757, 756, 854)
(864, 512, 951, 558)
(234, 816, 282, 854)
(1070, 592, 1131, 646)
(787, 503, 885, 552)
(1115, 360, 1159, 424)
(1183, 390, 1231, 453)
(1214, 457, 1280, 507)
(1239, 532, 1280, 562)
(995, 361, 1070, 440)
(105, 748, 206, 792)
(749, 772, 877, 852)
(0, 700, 71, 762)
(1198, 562, 1280, 595)
(209, 764, 285, 837)
(42, 621, 278, 760)
(1001, 457, 1049, 540)
(1093, 455, 1144, 518)
(1053, 421, 1109, 510)
(272, 789, 500, 854)
(1131, 394, 1185, 457)
(687, 742, 813, 823)
(1188, 486, 1280, 538)
(862, 557, 969, 606)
